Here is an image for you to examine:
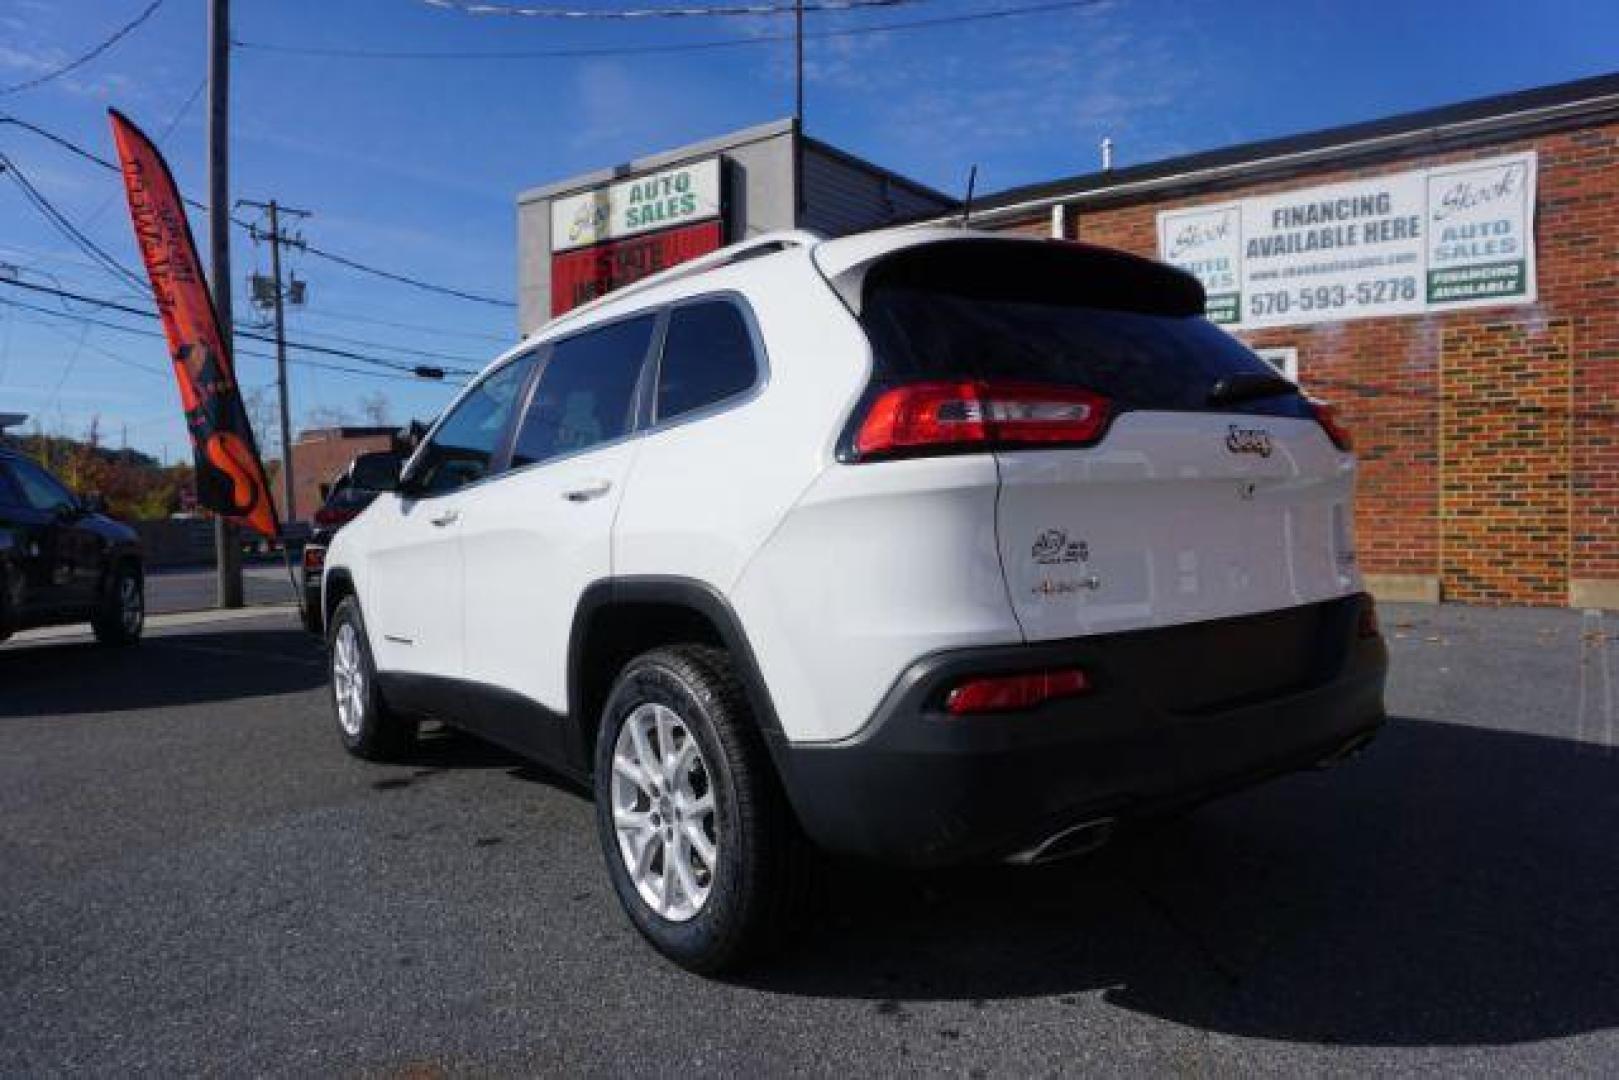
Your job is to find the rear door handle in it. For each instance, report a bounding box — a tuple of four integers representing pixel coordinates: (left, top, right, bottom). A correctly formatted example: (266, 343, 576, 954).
(563, 480, 612, 503)
(430, 509, 460, 527)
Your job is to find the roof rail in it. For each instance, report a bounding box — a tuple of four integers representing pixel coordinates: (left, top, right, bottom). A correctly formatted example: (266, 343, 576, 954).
(538, 230, 823, 335)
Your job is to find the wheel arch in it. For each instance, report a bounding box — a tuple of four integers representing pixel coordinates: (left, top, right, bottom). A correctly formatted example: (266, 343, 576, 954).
(323, 566, 357, 629)
(567, 577, 785, 775)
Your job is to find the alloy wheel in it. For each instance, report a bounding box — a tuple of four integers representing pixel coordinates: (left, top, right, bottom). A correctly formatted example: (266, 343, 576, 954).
(332, 622, 366, 737)
(611, 702, 719, 922)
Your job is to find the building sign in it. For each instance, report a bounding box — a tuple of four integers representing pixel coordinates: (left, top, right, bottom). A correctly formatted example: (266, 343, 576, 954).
(551, 158, 722, 253)
(551, 219, 725, 315)
(1157, 151, 1536, 330)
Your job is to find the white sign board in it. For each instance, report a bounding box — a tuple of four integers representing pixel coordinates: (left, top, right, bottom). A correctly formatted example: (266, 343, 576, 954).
(1157, 152, 1536, 330)
(551, 158, 722, 253)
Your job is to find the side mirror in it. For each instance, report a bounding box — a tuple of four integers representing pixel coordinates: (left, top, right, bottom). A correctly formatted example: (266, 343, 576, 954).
(80, 492, 109, 515)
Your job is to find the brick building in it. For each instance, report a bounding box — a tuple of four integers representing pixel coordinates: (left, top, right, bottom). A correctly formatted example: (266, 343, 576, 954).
(284, 426, 400, 524)
(967, 74, 1619, 608)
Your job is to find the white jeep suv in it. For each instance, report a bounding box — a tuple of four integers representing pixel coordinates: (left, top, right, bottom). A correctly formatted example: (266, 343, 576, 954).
(322, 228, 1387, 972)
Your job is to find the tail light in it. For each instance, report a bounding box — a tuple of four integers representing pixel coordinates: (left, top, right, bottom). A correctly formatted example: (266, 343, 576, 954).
(302, 544, 326, 574)
(1309, 398, 1353, 453)
(945, 668, 1091, 715)
(314, 506, 353, 528)
(854, 380, 1110, 460)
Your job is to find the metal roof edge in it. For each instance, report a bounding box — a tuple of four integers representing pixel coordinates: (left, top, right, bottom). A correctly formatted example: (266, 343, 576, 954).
(517, 119, 796, 205)
(966, 72, 1619, 224)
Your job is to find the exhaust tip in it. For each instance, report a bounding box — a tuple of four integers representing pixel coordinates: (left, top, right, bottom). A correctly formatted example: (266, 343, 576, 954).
(1006, 817, 1117, 866)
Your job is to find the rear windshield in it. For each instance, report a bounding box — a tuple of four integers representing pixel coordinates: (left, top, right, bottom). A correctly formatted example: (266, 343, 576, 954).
(860, 240, 1309, 417)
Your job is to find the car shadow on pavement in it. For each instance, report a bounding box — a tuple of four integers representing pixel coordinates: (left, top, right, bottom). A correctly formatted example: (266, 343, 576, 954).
(745, 716, 1619, 1048)
(0, 626, 326, 717)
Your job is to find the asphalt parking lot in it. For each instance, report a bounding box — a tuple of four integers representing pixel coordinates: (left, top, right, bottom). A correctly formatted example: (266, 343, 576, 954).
(145, 564, 299, 616)
(2, 603, 1616, 1076)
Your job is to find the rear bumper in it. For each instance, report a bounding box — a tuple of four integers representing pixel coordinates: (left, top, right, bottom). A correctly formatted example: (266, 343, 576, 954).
(771, 593, 1387, 866)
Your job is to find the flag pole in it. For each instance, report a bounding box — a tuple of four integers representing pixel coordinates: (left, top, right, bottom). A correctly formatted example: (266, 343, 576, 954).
(207, 0, 243, 608)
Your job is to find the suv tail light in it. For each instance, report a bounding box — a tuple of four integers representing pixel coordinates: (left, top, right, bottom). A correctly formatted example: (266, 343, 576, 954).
(854, 380, 1111, 460)
(314, 506, 354, 528)
(302, 544, 326, 574)
(945, 668, 1091, 715)
(1309, 398, 1353, 453)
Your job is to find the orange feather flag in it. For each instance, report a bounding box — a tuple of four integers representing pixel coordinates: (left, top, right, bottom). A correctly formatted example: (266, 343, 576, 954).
(109, 107, 279, 539)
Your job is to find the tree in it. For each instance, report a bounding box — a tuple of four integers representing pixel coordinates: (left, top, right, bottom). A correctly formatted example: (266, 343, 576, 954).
(358, 391, 392, 426)
(304, 403, 352, 429)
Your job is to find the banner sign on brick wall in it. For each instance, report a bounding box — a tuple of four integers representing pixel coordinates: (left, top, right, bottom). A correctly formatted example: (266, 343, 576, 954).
(1157, 151, 1536, 330)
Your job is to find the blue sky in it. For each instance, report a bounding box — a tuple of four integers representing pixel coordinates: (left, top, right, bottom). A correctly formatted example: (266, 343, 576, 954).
(1, 0, 1615, 462)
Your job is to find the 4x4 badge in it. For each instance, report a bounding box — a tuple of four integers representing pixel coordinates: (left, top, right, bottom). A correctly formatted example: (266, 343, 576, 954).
(1226, 425, 1273, 457)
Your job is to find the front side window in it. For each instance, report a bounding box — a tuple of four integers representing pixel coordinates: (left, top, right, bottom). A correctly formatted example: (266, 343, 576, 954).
(511, 315, 655, 468)
(655, 300, 760, 423)
(8, 457, 76, 513)
(0, 463, 25, 508)
(410, 355, 537, 495)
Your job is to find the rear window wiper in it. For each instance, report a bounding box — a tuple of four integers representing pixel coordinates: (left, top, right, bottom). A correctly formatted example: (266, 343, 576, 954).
(1207, 371, 1296, 407)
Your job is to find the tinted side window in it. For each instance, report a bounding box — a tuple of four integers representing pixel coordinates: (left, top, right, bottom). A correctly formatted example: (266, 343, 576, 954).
(9, 457, 76, 512)
(655, 301, 759, 423)
(412, 355, 536, 495)
(0, 463, 23, 507)
(512, 316, 655, 468)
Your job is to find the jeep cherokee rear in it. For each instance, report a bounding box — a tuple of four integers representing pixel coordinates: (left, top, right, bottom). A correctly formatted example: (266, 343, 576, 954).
(321, 228, 1386, 972)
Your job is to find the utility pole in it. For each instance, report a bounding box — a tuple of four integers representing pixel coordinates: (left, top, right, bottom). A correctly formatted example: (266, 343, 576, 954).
(207, 0, 242, 609)
(794, 0, 804, 128)
(239, 198, 308, 527)
(792, 0, 805, 219)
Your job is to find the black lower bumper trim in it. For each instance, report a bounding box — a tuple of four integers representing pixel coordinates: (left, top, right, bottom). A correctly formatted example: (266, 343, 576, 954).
(772, 594, 1388, 867)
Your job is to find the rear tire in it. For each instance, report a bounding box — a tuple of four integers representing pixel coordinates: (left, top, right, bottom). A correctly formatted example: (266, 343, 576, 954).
(594, 645, 813, 974)
(91, 562, 144, 646)
(327, 596, 416, 760)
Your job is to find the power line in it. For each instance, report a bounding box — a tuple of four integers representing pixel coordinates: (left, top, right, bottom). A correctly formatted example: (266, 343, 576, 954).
(4, 244, 493, 372)
(82, 75, 205, 229)
(418, 0, 912, 17)
(298, 242, 513, 307)
(273, 322, 486, 365)
(0, 277, 477, 377)
(237, 0, 1104, 60)
(294, 307, 509, 343)
(1, 0, 168, 96)
(0, 114, 517, 307)
(0, 152, 150, 292)
(12, 307, 168, 375)
(0, 293, 466, 386)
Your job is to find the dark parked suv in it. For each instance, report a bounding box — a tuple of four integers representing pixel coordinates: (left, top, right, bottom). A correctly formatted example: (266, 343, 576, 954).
(0, 446, 145, 646)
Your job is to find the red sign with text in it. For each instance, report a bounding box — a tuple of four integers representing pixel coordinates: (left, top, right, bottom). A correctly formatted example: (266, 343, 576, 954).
(551, 219, 725, 315)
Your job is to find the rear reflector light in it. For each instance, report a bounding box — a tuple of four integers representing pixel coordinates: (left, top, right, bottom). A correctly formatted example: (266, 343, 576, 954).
(314, 507, 353, 528)
(1309, 398, 1353, 452)
(302, 545, 326, 573)
(854, 381, 1110, 460)
(1358, 600, 1380, 639)
(945, 668, 1091, 715)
